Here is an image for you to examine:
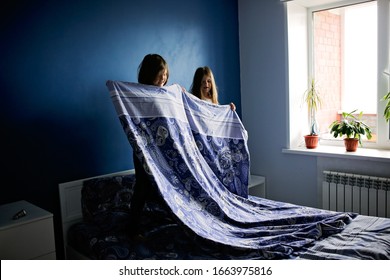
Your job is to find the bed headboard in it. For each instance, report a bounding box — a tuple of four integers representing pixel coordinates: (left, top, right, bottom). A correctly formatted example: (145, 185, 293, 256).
(58, 169, 135, 259)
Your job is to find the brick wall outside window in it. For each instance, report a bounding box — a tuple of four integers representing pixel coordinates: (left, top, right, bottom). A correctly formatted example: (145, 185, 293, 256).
(313, 10, 377, 139)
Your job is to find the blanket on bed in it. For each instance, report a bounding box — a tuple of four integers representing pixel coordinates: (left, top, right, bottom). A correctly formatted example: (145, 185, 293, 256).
(106, 80, 356, 259)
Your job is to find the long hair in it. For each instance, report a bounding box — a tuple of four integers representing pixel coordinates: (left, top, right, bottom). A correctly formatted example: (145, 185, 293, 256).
(137, 54, 169, 85)
(190, 66, 218, 104)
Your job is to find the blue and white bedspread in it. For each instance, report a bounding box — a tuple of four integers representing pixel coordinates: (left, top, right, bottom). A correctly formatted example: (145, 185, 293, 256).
(68, 173, 390, 259)
(104, 81, 382, 259)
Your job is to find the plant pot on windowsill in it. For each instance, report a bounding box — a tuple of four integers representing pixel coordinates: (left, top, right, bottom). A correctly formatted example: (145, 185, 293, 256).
(329, 110, 372, 152)
(304, 134, 319, 149)
(302, 78, 322, 150)
(343, 138, 359, 152)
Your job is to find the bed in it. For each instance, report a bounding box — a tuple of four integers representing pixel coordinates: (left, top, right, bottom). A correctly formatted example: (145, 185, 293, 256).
(59, 169, 390, 260)
(58, 81, 390, 260)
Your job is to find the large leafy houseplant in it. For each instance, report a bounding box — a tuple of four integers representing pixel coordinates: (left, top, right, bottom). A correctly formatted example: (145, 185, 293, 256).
(303, 78, 322, 148)
(329, 110, 372, 151)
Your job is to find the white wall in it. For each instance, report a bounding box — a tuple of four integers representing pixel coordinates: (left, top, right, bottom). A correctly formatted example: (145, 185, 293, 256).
(238, 0, 319, 207)
(287, 2, 308, 148)
(317, 157, 390, 206)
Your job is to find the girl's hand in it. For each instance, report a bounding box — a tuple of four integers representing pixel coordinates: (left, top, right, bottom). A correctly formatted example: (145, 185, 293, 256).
(173, 83, 187, 93)
(230, 102, 236, 111)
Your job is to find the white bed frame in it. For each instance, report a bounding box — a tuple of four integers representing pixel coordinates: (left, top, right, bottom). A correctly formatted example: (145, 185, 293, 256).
(58, 169, 135, 259)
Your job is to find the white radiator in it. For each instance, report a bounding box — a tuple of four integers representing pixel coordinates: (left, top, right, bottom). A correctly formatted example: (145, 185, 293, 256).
(322, 171, 390, 218)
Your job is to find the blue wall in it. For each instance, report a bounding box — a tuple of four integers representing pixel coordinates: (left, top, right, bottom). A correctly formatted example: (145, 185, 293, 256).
(1, 0, 240, 258)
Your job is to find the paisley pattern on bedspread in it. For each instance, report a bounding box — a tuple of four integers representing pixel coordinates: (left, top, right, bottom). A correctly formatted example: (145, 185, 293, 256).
(81, 175, 136, 232)
(106, 81, 356, 258)
(68, 174, 390, 260)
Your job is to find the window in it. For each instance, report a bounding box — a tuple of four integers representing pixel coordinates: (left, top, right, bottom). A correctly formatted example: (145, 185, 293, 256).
(288, 0, 390, 149)
(313, 2, 377, 142)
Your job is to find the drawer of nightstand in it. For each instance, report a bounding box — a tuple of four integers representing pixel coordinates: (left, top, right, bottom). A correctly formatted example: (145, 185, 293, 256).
(0, 217, 55, 260)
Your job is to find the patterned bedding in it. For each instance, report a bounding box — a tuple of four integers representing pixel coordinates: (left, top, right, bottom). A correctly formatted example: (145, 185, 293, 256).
(67, 173, 390, 259)
(67, 173, 269, 259)
(298, 215, 390, 260)
(65, 81, 390, 259)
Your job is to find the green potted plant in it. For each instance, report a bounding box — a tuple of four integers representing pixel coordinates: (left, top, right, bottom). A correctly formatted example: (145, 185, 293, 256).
(381, 91, 390, 122)
(329, 110, 372, 152)
(382, 71, 390, 122)
(303, 78, 322, 149)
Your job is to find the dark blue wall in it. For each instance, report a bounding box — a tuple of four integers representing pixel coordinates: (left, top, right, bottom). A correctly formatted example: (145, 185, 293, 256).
(0, 0, 240, 258)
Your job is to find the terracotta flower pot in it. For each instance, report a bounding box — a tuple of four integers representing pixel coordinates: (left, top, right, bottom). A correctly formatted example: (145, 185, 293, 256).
(304, 135, 319, 149)
(344, 138, 359, 152)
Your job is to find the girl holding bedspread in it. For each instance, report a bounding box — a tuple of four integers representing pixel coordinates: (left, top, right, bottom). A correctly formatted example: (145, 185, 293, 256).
(190, 66, 236, 111)
(128, 54, 171, 237)
(107, 75, 357, 258)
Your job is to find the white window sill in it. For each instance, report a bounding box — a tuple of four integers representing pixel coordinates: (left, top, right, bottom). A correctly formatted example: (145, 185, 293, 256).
(283, 145, 390, 163)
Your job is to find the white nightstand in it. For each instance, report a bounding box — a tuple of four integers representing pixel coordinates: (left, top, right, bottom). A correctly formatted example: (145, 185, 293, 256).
(0, 200, 56, 260)
(248, 174, 266, 198)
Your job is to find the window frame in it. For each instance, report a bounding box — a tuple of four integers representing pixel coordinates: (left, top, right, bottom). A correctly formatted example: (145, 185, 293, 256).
(287, 0, 390, 150)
